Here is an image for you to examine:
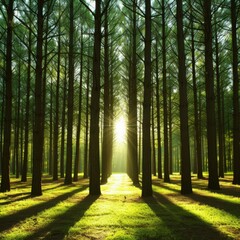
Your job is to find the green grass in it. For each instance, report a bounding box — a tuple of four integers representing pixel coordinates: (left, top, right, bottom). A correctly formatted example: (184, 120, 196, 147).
(0, 173, 240, 239)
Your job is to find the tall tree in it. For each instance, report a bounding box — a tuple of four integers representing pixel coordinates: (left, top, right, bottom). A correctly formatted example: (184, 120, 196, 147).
(155, 41, 162, 179)
(1, 0, 14, 192)
(101, 5, 111, 184)
(176, 0, 192, 194)
(31, 0, 45, 196)
(89, 0, 102, 195)
(162, 0, 170, 183)
(231, 0, 240, 185)
(65, 0, 75, 185)
(84, 46, 91, 179)
(189, 1, 203, 179)
(53, 6, 61, 181)
(142, 0, 152, 197)
(74, 29, 84, 182)
(203, 0, 220, 190)
(127, 0, 139, 186)
(21, 0, 33, 182)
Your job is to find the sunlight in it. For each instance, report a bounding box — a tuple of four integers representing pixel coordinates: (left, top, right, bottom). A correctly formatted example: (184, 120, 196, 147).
(114, 116, 127, 144)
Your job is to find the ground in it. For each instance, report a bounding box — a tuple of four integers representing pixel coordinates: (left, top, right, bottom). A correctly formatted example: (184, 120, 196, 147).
(0, 173, 240, 239)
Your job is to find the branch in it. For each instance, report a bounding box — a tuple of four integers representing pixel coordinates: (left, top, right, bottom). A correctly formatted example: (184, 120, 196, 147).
(79, 0, 94, 16)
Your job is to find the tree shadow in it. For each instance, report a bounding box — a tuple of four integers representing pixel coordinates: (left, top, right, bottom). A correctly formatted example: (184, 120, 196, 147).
(0, 193, 30, 205)
(0, 185, 88, 233)
(25, 195, 99, 240)
(185, 192, 240, 219)
(144, 192, 229, 240)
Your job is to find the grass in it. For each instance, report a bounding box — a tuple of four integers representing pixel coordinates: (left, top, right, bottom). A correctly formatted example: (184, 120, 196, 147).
(0, 173, 240, 240)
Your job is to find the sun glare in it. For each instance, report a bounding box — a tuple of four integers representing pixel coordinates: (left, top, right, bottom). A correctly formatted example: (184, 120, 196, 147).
(114, 116, 127, 144)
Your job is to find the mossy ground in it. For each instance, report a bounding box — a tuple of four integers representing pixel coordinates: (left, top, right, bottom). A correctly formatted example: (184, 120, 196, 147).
(0, 173, 239, 239)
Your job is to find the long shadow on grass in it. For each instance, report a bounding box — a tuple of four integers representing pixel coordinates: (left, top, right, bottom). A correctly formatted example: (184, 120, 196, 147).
(144, 192, 228, 240)
(186, 192, 240, 219)
(0, 193, 30, 205)
(0, 183, 72, 206)
(0, 185, 88, 233)
(25, 195, 98, 240)
(155, 181, 240, 219)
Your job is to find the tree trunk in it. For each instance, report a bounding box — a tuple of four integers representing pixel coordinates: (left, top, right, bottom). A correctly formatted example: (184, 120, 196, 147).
(101, 8, 110, 184)
(60, 58, 67, 178)
(65, 0, 75, 185)
(21, 4, 32, 181)
(53, 15, 61, 181)
(189, 2, 203, 179)
(31, 0, 44, 196)
(1, 0, 13, 192)
(162, 0, 170, 183)
(155, 42, 162, 179)
(203, 0, 220, 190)
(214, 15, 224, 178)
(84, 48, 90, 179)
(127, 0, 139, 185)
(74, 30, 84, 182)
(142, 0, 152, 197)
(176, 0, 192, 194)
(151, 95, 156, 176)
(89, 0, 102, 195)
(231, 0, 240, 185)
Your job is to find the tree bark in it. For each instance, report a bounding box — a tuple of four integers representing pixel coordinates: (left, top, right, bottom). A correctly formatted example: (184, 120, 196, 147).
(21, 1, 32, 181)
(203, 0, 220, 190)
(162, 0, 170, 183)
(155, 42, 162, 179)
(142, 0, 152, 197)
(1, 0, 13, 192)
(74, 30, 83, 182)
(65, 0, 75, 185)
(101, 7, 111, 184)
(89, 0, 102, 195)
(231, 0, 240, 185)
(176, 0, 192, 194)
(189, 2, 203, 179)
(31, 0, 44, 196)
(127, 0, 139, 185)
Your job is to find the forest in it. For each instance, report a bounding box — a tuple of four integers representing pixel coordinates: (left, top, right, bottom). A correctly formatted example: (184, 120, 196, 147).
(0, 0, 240, 239)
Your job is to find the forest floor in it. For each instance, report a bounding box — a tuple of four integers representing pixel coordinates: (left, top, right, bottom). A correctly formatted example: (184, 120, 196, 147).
(0, 173, 240, 240)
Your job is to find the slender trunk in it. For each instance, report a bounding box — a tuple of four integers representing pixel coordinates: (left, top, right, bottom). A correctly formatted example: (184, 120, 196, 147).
(15, 62, 21, 178)
(155, 43, 162, 179)
(74, 30, 84, 182)
(84, 51, 90, 179)
(65, 0, 75, 185)
(176, 0, 192, 194)
(89, 0, 101, 195)
(203, 0, 220, 190)
(53, 16, 61, 181)
(101, 8, 110, 184)
(189, 2, 203, 179)
(21, 6, 32, 181)
(127, 0, 139, 185)
(31, 0, 44, 196)
(214, 16, 224, 178)
(142, 0, 152, 197)
(168, 86, 173, 175)
(231, 0, 240, 185)
(162, 0, 170, 183)
(1, 0, 13, 193)
(151, 95, 156, 176)
(60, 60, 67, 178)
